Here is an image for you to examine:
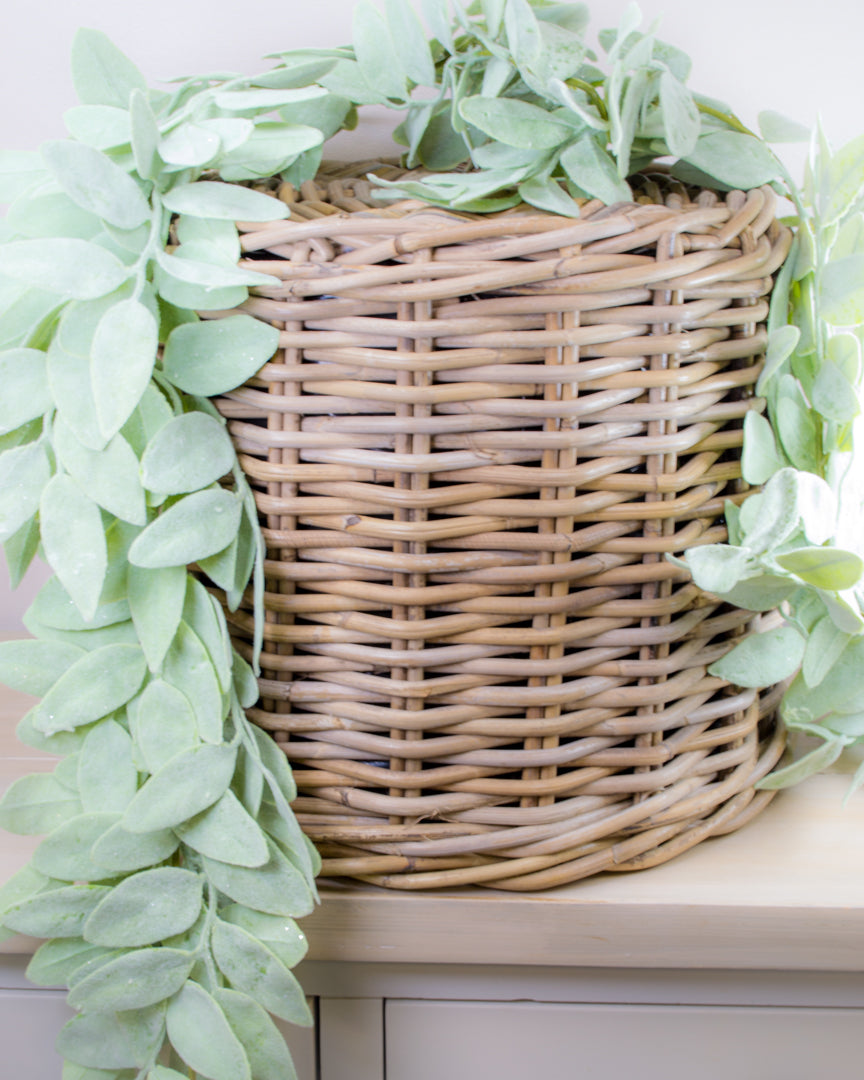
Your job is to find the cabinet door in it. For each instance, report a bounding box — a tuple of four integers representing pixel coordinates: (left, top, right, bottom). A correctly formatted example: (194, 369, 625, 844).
(0, 987, 316, 1079)
(386, 1000, 863, 1080)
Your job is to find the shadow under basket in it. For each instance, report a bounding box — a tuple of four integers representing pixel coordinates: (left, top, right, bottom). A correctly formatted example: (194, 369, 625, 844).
(217, 164, 792, 891)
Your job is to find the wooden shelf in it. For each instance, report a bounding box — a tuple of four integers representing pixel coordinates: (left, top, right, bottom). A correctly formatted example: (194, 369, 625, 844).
(3, 683, 863, 972)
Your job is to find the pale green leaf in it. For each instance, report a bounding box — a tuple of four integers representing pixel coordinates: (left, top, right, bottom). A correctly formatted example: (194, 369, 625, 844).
(160, 123, 222, 168)
(756, 324, 800, 396)
(684, 543, 750, 596)
(32, 812, 119, 881)
(683, 131, 783, 189)
(824, 132, 864, 226)
(2, 883, 111, 938)
(155, 248, 277, 291)
(709, 624, 805, 688)
(152, 262, 248, 314)
(459, 96, 571, 150)
(757, 736, 847, 790)
(141, 412, 236, 495)
(121, 743, 237, 832)
(78, 720, 138, 813)
(257, 799, 318, 890)
(64, 105, 133, 153)
(47, 338, 105, 451)
(211, 919, 311, 1024)
(27, 936, 114, 988)
(211, 86, 327, 111)
(319, 59, 384, 106)
(220, 904, 308, 969)
(127, 565, 187, 671)
(757, 110, 810, 144)
(5, 189, 102, 240)
(129, 90, 160, 179)
(740, 467, 802, 554)
(214, 988, 300, 1080)
(83, 867, 203, 947)
(0, 238, 128, 300)
(127, 678, 199, 774)
(128, 489, 242, 569)
(91, 819, 179, 873)
(201, 839, 315, 918)
(26, 575, 129, 632)
(161, 315, 279, 395)
(384, 0, 436, 85)
(353, 0, 408, 100)
(30, 644, 146, 736)
(175, 215, 241, 260)
(161, 620, 226, 743)
(741, 410, 785, 484)
(39, 474, 108, 622)
(0, 149, 47, 202)
(120, 384, 174, 458)
(166, 981, 251, 1080)
(57, 1003, 166, 1070)
(0, 773, 82, 835)
(802, 615, 852, 690)
(821, 254, 864, 326)
(91, 298, 158, 440)
(42, 140, 150, 230)
(53, 421, 147, 525)
(0, 349, 51, 434)
(3, 514, 41, 588)
(0, 637, 85, 696)
(0, 865, 49, 925)
(68, 947, 194, 1012)
(183, 577, 232, 691)
(0, 440, 51, 543)
(721, 574, 797, 612)
(659, 69, 700, 159)
(217, 122, 323, 178)
(776, 547, 864, 591)
(560, 135, 633, 204)
(71, 29, 147, 109)
(517, 175, 582, 217)
(175, 790, 268, 867)
(162, 181, 288, 222)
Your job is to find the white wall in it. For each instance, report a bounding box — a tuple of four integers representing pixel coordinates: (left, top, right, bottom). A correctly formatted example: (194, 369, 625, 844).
(1, 0, 861, 630)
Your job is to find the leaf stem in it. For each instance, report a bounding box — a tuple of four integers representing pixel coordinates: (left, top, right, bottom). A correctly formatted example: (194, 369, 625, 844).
(566, 78, 608, 122)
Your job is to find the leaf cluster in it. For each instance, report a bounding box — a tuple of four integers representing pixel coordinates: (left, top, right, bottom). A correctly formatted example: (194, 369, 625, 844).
(338, 0, 785, 212)
(681, 128, 864, 792)
(0, 28, 321, 1080)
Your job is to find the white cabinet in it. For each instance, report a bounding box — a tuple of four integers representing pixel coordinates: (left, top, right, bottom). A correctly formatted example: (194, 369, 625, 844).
(0, 959, 317, 1080)
(385, 1000, 864, 1080)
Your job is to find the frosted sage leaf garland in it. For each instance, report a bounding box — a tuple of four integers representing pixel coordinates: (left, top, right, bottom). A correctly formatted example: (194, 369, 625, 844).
(0, 27, 323, 1080)
(677, 129, 864, 793)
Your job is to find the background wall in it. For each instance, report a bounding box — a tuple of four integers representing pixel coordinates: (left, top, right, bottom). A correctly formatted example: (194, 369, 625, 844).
(1, 0, 861, 630)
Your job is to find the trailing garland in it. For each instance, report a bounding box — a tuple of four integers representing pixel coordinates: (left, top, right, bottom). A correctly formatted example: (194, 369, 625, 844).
(0, 2, 861, 1076)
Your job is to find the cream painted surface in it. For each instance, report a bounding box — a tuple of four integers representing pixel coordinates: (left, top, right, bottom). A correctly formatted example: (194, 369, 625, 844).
(3, 682, 864, 970)
(385, 1000, 864, 1080)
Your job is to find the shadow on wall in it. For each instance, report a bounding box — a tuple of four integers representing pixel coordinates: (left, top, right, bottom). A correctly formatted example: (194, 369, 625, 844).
(0, 555, 50, 633)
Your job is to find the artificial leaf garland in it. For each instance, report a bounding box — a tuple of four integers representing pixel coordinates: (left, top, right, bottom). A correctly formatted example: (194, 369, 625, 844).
(0, 2, 861, 1076)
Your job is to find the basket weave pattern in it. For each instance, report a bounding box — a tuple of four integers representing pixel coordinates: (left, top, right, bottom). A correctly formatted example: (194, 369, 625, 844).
(218, 166, 792, 890)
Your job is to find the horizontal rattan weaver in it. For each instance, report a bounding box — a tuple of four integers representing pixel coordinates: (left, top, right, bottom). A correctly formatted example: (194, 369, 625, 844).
(216, 163, 792, 890)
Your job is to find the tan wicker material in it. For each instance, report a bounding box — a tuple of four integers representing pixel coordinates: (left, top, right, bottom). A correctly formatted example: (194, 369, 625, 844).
(216, 164, 792, 890)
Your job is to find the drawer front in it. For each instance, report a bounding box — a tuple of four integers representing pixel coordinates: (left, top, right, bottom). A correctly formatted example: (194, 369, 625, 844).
(386, 999, 863, 1080)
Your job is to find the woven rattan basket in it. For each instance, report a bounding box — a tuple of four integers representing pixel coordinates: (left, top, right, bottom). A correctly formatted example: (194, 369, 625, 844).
(216, 164, 792, 891)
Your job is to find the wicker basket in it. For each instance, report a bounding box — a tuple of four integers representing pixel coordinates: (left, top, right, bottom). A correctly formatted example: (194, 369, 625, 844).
(216, 164, 792, 891)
